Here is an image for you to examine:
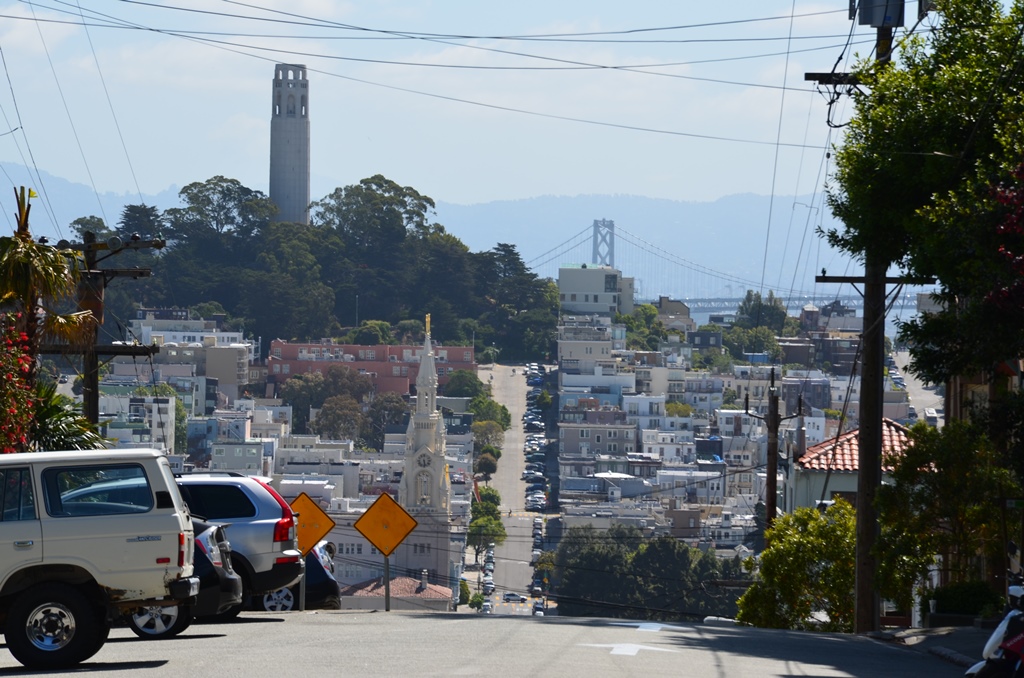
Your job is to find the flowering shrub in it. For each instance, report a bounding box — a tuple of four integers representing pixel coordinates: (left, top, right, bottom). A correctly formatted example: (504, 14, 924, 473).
(0, 313, 33, 453)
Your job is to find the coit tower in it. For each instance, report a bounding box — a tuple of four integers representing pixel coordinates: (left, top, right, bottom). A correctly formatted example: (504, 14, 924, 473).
(269, 64, 310, 225)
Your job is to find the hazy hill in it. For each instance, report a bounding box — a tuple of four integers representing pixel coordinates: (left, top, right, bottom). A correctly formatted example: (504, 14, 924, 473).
(2, 163, 851, 299)
(435, 193, 849, 299)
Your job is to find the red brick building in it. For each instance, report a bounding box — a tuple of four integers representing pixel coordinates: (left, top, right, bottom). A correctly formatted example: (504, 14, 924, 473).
(266, 339, 476, 395)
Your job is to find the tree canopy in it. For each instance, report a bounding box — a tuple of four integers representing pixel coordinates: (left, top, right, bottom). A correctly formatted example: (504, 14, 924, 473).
(737, 500, 856, 632)
(81, 175, 556, 364)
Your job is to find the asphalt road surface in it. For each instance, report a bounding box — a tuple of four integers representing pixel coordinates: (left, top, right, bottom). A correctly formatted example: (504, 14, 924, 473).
(0, 611, 970, 677)
(485, 363, 540, 605)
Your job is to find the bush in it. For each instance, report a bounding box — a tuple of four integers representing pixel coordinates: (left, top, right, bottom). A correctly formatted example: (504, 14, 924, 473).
(932, 580, 1002, 615)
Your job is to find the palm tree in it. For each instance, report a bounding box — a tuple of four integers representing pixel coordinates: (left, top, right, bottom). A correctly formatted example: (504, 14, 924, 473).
(0, 188, 95, 452)
(29, 382, 106, 451)
(0, 187, 93, 389)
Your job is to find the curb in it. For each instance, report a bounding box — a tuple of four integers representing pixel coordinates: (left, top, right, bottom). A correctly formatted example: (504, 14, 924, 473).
(928, 645, 975, 668)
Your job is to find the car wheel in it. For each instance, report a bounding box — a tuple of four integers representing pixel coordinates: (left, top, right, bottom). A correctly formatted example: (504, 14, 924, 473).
(128, 604, 192, 639)
(262, 588, 295, 612)
(5, 583, 106, 669)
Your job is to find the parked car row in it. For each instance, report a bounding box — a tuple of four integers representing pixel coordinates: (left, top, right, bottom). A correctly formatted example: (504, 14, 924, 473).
(59, 469, 341, 636)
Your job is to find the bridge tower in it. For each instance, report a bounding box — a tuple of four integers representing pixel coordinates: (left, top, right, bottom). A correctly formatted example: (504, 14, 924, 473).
(591, 219, 615, 267)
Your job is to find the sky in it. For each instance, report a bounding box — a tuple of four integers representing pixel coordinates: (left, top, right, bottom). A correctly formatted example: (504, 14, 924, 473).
(0, 0, 935, 217)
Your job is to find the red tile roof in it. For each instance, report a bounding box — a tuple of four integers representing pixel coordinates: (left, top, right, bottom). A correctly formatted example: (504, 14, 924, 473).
(340, 576, 452, 599)
(797, 418, 911, 472)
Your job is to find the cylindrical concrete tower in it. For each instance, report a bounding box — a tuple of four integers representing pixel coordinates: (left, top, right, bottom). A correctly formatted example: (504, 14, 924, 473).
(269, 64, 310, 225)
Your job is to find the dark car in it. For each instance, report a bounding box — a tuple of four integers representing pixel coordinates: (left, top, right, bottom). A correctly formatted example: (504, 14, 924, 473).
(260, 540, 341, 611)
(128, 519, 243, 639)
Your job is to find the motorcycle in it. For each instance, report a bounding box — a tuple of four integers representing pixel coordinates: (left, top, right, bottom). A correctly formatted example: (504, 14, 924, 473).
(966, 545, 1024, 677)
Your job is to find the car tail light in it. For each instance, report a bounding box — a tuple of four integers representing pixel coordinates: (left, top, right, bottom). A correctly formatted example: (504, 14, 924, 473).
(195, 531, 223, 567)
(178, 532, 186, 568)
(255, 478, 296, 543)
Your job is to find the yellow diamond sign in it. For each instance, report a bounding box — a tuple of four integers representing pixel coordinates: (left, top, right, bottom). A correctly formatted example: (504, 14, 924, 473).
(354, 492, 418, 557)
(291, 492, 337, 557)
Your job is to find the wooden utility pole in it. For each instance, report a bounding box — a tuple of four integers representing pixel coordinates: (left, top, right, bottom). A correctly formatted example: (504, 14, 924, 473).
(805, 2, 909, 633)
(746, 369, 801, 531)
(41, 231, 165, 424)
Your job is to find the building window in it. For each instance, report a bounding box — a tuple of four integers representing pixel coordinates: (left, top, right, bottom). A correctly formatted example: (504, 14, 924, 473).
(283, 364, 290, 374)
(579, 429, 589, 439)
(571, 294, 577, 302)
(464, 351, 471, 361)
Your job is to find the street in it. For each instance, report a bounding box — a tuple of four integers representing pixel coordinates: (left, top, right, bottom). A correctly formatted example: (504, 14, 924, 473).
(483, 364, 544, 608)
(894, 350, 945, 428)
(0, 611, 970, 677)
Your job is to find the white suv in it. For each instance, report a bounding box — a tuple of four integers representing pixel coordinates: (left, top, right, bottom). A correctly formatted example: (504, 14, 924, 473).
(175, 472, 303, 616)
(0, 450, 199, 668)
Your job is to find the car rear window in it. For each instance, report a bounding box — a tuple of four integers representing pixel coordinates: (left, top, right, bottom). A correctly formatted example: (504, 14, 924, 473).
(179, 483, 256, 519)
(43, 464, 153, 516)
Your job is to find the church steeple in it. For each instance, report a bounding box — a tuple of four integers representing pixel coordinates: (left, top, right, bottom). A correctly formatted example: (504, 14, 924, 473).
(416, 315, 438, 415)
(399, 314, 450, 514)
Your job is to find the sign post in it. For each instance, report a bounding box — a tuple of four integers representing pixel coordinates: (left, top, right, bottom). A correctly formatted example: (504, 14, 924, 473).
(290, 493, 337, 612)
(353, 493, 418, 612)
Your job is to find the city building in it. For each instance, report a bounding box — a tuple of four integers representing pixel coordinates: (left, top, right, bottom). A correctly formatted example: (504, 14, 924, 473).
(557, 264, 635, 316)
(266, 339, 476, 395)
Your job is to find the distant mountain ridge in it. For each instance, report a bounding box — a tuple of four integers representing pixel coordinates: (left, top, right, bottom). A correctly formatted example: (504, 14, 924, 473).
(2, 162, 849, 299)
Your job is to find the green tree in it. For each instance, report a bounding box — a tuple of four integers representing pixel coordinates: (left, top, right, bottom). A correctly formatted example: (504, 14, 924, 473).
(471, 486, 501, 522)
(0, 188, 91, 393)
(469, 394, 511, 430)
(535, 390, 552, 412)
(312, 395, 365, 441)
(278, 371, 326, 434)
(29, 382, 105, 451)
(555, 525, 641, 617)
(737, 500, 856, 632)
(474, 452, 498, 478)
(164, 175, 276, 240)
(735, 290, 788, 334)
(877, 420, 1018, 600)
(444, 370, 487, 398)
(471, 420, 504, 453)
(323, 364, 374, 403)
(665, 401, 693, 417)
(468, 593, 485, 610)
(459, 579, 471, 606)
(467, 516, 507, 562)
(363, 391, 408, 451)
(478, 444, 501, 461)
(825, 0, 1024, 444)
(349, 320, 393, 346)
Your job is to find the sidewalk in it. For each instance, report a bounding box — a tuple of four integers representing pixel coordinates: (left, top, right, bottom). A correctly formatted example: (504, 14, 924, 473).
(878, 625, 990, 668)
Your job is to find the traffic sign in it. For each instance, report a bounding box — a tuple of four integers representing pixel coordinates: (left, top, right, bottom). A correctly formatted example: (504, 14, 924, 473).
(354, 492, 418, 557)
(291, 492, 337, 557)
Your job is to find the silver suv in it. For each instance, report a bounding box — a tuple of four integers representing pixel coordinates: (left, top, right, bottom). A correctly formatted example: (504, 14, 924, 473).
(175, 473, 302, 617)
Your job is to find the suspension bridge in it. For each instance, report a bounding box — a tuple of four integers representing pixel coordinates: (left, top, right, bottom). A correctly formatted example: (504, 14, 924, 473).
(523, 219, 927, 319)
